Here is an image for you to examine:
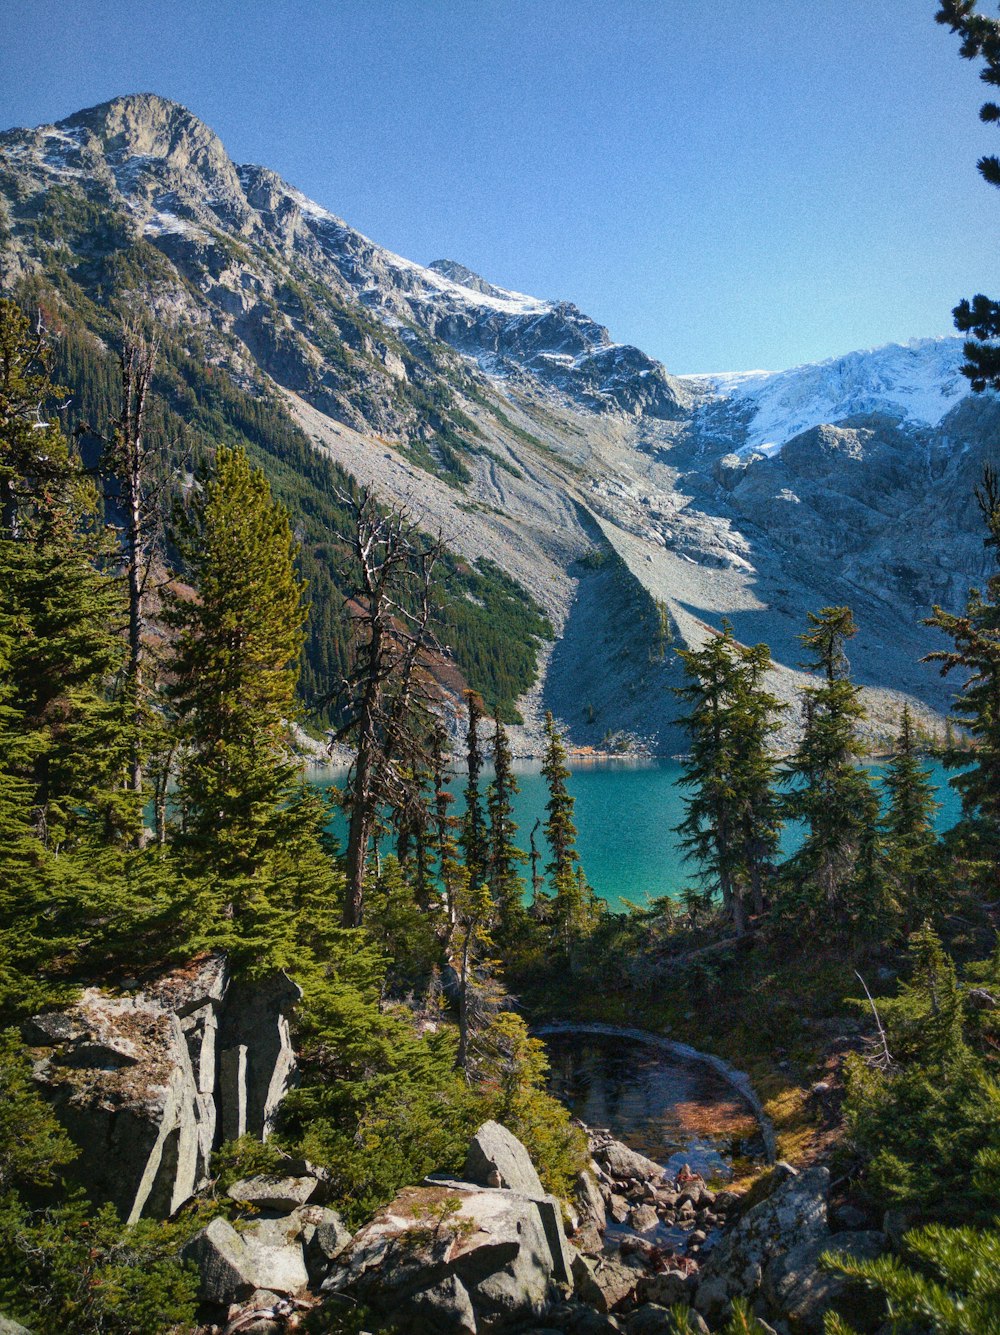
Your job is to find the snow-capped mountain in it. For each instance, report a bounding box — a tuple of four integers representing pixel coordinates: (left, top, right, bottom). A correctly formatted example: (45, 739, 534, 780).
(683, 336, 972, 455)
(2, 91, 996, 751)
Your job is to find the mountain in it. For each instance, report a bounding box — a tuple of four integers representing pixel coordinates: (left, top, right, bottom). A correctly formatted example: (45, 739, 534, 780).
(2, 92, 996, 751)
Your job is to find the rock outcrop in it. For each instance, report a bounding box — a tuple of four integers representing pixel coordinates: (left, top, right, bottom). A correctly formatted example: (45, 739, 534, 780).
(320, 1122, 577, 1334)
(24, 956, 301, 1222)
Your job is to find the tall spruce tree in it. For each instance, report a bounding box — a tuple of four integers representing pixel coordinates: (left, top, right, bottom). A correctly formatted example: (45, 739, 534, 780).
(675, 625, 784, 935)
(486, 708, 526, 926)
(461, 690, 488, 889)
(541, 711, 596, 945)
(882, 704, 940, 925)
(167, 444, 307, 956)
(782, 606, 883, 925)
(0, 299, 140, 1006)
(925, 466, 1000, 877)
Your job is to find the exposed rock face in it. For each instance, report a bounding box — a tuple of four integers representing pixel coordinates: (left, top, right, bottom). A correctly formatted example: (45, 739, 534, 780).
(321, 1123, 576, 1334)
(694, 1164, 834, 1326)
(24, 956, 300, 1222)
(761, 1229, 886, 1334)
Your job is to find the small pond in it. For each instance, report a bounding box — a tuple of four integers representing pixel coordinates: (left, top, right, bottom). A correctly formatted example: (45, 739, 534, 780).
(543, 1030, 765, 1183)
(543, 1029, 767, 1250)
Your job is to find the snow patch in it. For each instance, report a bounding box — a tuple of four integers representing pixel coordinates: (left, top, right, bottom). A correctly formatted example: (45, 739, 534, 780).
(683, 337, 972, 454)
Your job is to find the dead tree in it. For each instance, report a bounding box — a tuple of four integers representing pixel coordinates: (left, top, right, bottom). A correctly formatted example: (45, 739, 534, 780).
(329, 489, 444, 927)
(106, 320, 159, 808)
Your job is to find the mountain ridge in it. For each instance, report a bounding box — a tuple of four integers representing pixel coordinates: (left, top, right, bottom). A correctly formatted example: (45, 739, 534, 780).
(2, 91, 996, 751)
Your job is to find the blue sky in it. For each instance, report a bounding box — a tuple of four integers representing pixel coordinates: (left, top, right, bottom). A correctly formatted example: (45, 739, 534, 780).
(1, 1, 998, 372)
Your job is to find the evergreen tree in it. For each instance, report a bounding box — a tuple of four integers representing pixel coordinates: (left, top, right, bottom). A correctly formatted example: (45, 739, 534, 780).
(675, 625, 784, 935)
(781, 607, 883, 927)
(882, 704, 940, 925)
(461, 690, 488, 888)
(167, 444, 307, 957)
(936, 1, 1000, 390)
(541, 711, 596, 945)
(486, 708, 526, 925)
(925, 465, 1000, 878)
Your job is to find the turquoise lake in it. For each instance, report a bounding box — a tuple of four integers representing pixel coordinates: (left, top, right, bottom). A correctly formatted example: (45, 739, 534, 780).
(310, 758, 963, 913)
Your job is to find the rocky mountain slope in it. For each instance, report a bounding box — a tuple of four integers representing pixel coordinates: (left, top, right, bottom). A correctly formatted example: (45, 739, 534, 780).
(2, 92, 996, 751)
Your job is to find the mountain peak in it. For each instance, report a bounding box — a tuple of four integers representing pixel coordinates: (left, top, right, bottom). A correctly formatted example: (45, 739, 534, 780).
(428, 259, 517, 302)
(55, 93, 235, 186)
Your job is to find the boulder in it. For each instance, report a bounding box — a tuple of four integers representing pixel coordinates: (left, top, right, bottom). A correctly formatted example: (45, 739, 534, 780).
(629, 1204, 659, 1233)
(762, 1230, 887, 1333)
(573, 1170, 607, 1234)
(239, 1215, 310, 1295)
(694, 1166, 830, 1325)
(182, 1217, 258, 1305)
(0, 1319, 33, 1335)
(181, 1212, 311, 1305)
(322, 1182, 574, 1333)
(571, 1254, 640, 1314)
(25, 956, 302, 1222)
(594, 1140, 662, 1184)
(464, 1119, 545, 1197)
(227, 1174, 318, 1211)
(639, 1271, 689, 1307)
(304, 1207, 352, 1279)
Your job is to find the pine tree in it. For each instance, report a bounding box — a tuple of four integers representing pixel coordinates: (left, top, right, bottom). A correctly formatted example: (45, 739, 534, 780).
(461, 690, 488, 888)
(925, 465, 1000, 878)
(882, 704, 940, 925)
(675, 625, 784, 935)
(541, 711, 596, 945)
(167, 444, 307, 957)
(486, 709, 526, 925)
(0, 299, 140, 1007)
(781, 607, 883, 927)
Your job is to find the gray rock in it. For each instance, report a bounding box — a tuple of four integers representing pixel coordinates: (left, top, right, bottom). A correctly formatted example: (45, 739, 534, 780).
(574, 1169, 607, 1234)
(762, 1229, 886, 1333)
(594, 1139, 662, 1184)
(0, 1319, 33, 1335)
(572, 1254, 640, 1314)
(25, 956, 302, 1225)
(239, 1215, 310, 1295)
(406, 1273, 478, 1334)
(464, 1119, 545, 1197)
(639, 1270, 689, 1307)
(304, 1206, 352, 1277)
(543, 1301, 624, 1334)
(629, 1203, 659, 1233)
(323, 1183, 573, 1330)
(182, 1216, 257, 1304)
(695, 1166, 830, 1324)
(227, 1174, 318, 1211)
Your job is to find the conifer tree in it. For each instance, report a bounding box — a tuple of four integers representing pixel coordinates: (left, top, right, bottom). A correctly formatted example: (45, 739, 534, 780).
(0, 300, 139, 1002)
(675, 625, 783, 935)
(782, 606, 883, 925)
(486, 708, 526, 925)
(882, 704, 940, 925)
(461, 690, 488, 888)
(936, 1, 1000, 390)
(167, 445, 307, 955)
(925, 465, 1000, 877)
(541, 711, 596, 945)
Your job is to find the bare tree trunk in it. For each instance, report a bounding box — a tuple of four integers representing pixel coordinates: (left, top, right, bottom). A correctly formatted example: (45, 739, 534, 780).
(115, 324, 158, 836)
